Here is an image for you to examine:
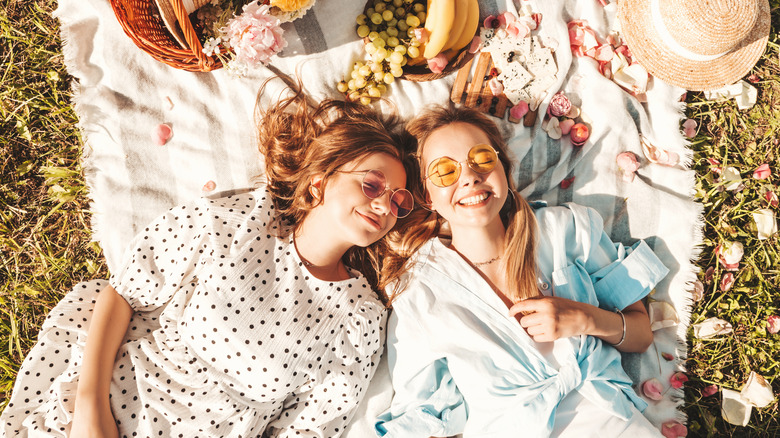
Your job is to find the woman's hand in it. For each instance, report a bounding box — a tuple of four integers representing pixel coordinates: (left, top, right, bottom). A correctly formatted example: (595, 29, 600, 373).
(70, 397, 119, 438)
(508, 296, 592, 342)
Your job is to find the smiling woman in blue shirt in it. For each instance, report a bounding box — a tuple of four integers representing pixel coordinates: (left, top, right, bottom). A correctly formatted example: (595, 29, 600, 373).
(374, 106, 669, 438)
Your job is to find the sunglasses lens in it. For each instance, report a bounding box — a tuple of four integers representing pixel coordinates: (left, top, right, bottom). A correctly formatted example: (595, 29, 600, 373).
(362, 170, 386, 199)
(390, 190, 414, 218)
(468, 144, 498, 174)
(427, 157, 460, 187)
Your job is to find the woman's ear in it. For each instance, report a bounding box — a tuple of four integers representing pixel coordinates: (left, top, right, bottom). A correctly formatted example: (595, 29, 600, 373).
(309, 175, 323, 200)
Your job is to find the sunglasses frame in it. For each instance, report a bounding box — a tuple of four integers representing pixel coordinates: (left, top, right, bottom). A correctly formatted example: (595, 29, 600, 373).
(423, 144, 500, 188)
(334, 169, 414, 218)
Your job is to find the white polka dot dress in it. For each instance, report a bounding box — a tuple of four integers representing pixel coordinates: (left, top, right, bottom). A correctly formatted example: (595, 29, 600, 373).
(1, 187, 387, 437)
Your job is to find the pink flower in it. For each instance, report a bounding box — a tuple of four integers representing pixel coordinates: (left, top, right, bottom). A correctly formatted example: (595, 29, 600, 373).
(616, 151, 640, 182)
(661, 420, 688, 438)
(642, 379, 664, 400)
(427, 53, 448, 74)
(768, 315, 780, 334)
(547, 92, 572, 117)
(225, 1, 286, 67)
(717, 241, 743, 271)
(682, 119, 697, 138)
(560, 176, 575, 189)
(510, 101, 529, 121)
(702, 384, 719, 397)
(570, 123, 590, 147)
(766, 189, 779, 208)
(152, 123, 172, 146)
(483, 15, 499, 29)
(719, 272, 735, 291)
(559, 119, 575, 135)
(753, 163, 771, 180)
(670, 372, 688, 389)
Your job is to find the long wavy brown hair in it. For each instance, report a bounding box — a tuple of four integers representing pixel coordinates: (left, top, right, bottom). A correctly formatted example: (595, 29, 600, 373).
(381, 105, 540, 305)
(255, 80, 416, 298)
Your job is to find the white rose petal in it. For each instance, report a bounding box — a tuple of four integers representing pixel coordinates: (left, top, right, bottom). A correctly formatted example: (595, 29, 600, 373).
(741, 372, 776, 408)
(752, 208, 777, 240)
(721, 166, 743, 191)
(648, 301, 679, 331)
(720, 241, 744, 266)
(692, 317, 733, 339)
(721, 388, 752, 426)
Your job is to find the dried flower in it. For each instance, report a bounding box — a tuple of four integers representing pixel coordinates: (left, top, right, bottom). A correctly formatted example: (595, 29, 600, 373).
(717, 241, 743, 271)
(547, 92, 572, 117)
(544, 117, 562, 140)
(670, 372, 688, 389)
(753, 163, 771, 180)
(642, 378, 664, 400)
(767, 315, 780, 334)
(225, 1, 286, 68)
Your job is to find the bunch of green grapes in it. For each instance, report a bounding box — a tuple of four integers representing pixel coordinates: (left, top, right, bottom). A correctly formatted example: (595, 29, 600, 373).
(338, 0, 427, 104)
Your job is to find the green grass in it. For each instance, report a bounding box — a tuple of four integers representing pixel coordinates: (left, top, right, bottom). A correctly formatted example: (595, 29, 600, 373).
(0, 0, 778, 436)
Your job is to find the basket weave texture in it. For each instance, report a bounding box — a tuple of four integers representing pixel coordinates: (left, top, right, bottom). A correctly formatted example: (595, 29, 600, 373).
(110, 0, 222, 72)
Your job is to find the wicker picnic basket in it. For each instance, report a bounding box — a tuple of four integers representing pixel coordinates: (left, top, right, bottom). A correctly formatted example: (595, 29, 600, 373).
(109, 0, 222, 72)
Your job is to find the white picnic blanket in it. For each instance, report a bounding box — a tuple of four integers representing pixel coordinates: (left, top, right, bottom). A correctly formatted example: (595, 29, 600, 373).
(55, 0, 698, 434)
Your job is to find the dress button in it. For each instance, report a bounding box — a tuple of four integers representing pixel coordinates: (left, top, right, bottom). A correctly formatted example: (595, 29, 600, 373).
(540, 282, 549, 290)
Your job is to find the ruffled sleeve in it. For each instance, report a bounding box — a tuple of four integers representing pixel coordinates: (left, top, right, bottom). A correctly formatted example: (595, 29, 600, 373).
(267, 299, 388, 438)
(560, 203, 670, 310)
(109, 200, 212, 312)
(375, 282, 468, 438)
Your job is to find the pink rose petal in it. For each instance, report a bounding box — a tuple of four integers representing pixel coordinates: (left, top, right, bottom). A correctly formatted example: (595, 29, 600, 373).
(152, 123, 172, 146)
(768, 315, 780, 334)
(682, 119, 697, 138)
(765, 189, 779, 208)
(500, 11, 517, 24)
(692, 280, 704, 301)
(704, 266, 715, 283)
(661, 352, 675, 361)
(488, 77, 504, 96)
(753, 163, 771, 180)
(468, 36, 482, 54)
(506, 21, 530, 39)
(642, 379, 664, 400)
(202, 180, 216, 192)
(661, 420, 688, 438)
(559, 119, 575, 135)
(483, 15, 497, 29)
(427, 53, 448, 74)
(510, 101, 529, 120)
(670, 372, 688, 389)
(719, 272, 735, 291)
(594, 44, 614, 62)
(702, 384, 719, 397)
(560, 176, 575, 189)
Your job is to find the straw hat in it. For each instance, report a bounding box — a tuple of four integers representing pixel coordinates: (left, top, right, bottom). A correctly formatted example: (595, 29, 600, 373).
(154, 0, 210, 49)
(618, 0, 769, 91)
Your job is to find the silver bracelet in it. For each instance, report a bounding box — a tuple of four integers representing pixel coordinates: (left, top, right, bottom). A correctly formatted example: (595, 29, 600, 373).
(611, 308, 626, 347)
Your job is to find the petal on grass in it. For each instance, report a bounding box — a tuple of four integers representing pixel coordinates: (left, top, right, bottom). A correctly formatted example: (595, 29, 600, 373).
(661, 420, 688, 438)
(752, 208, 777, 240)
(682, 119, 697, 138)
(768, 315, 780, 334)
(702, 384, 719, 397)
(670, 372, 688, 389)
(692, 317, 732, 339)
(741, 372, 775, 408)
(721, 388, 751, 426)
(753, 163, 770, 180)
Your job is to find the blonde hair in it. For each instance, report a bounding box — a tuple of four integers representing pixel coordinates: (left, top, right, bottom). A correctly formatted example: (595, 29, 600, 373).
(382, 105, 539, 304)
(256, 80, 416, 297)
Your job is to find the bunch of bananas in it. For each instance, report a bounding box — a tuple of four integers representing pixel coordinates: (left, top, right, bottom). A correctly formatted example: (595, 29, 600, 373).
(420, 0, 480, 60)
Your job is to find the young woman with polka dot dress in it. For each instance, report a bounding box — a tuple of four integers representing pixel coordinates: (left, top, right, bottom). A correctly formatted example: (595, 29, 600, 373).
(1, 86, 416, 437)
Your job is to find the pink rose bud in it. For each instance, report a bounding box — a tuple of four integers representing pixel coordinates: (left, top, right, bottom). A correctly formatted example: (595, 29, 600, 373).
(427, 54, 448, 74)
(701, 384, 719, 397)
(768, 315, 780, 334)
(670, 372, 688, 389)
(753, 163, 771, 180)
(152, 123, 173, 146)
(559, 118, 575, 135)
(570, 123, 590, 146)
(642, 379, 664, 400)
(661, 420, 688, 438)
(719, 272, 735, 291)
(547, 92, 572, 117)
(682, 119, 697, 138)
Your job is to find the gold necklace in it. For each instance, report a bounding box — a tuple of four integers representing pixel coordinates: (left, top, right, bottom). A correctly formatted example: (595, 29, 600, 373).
(473, 255, 502, 267)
